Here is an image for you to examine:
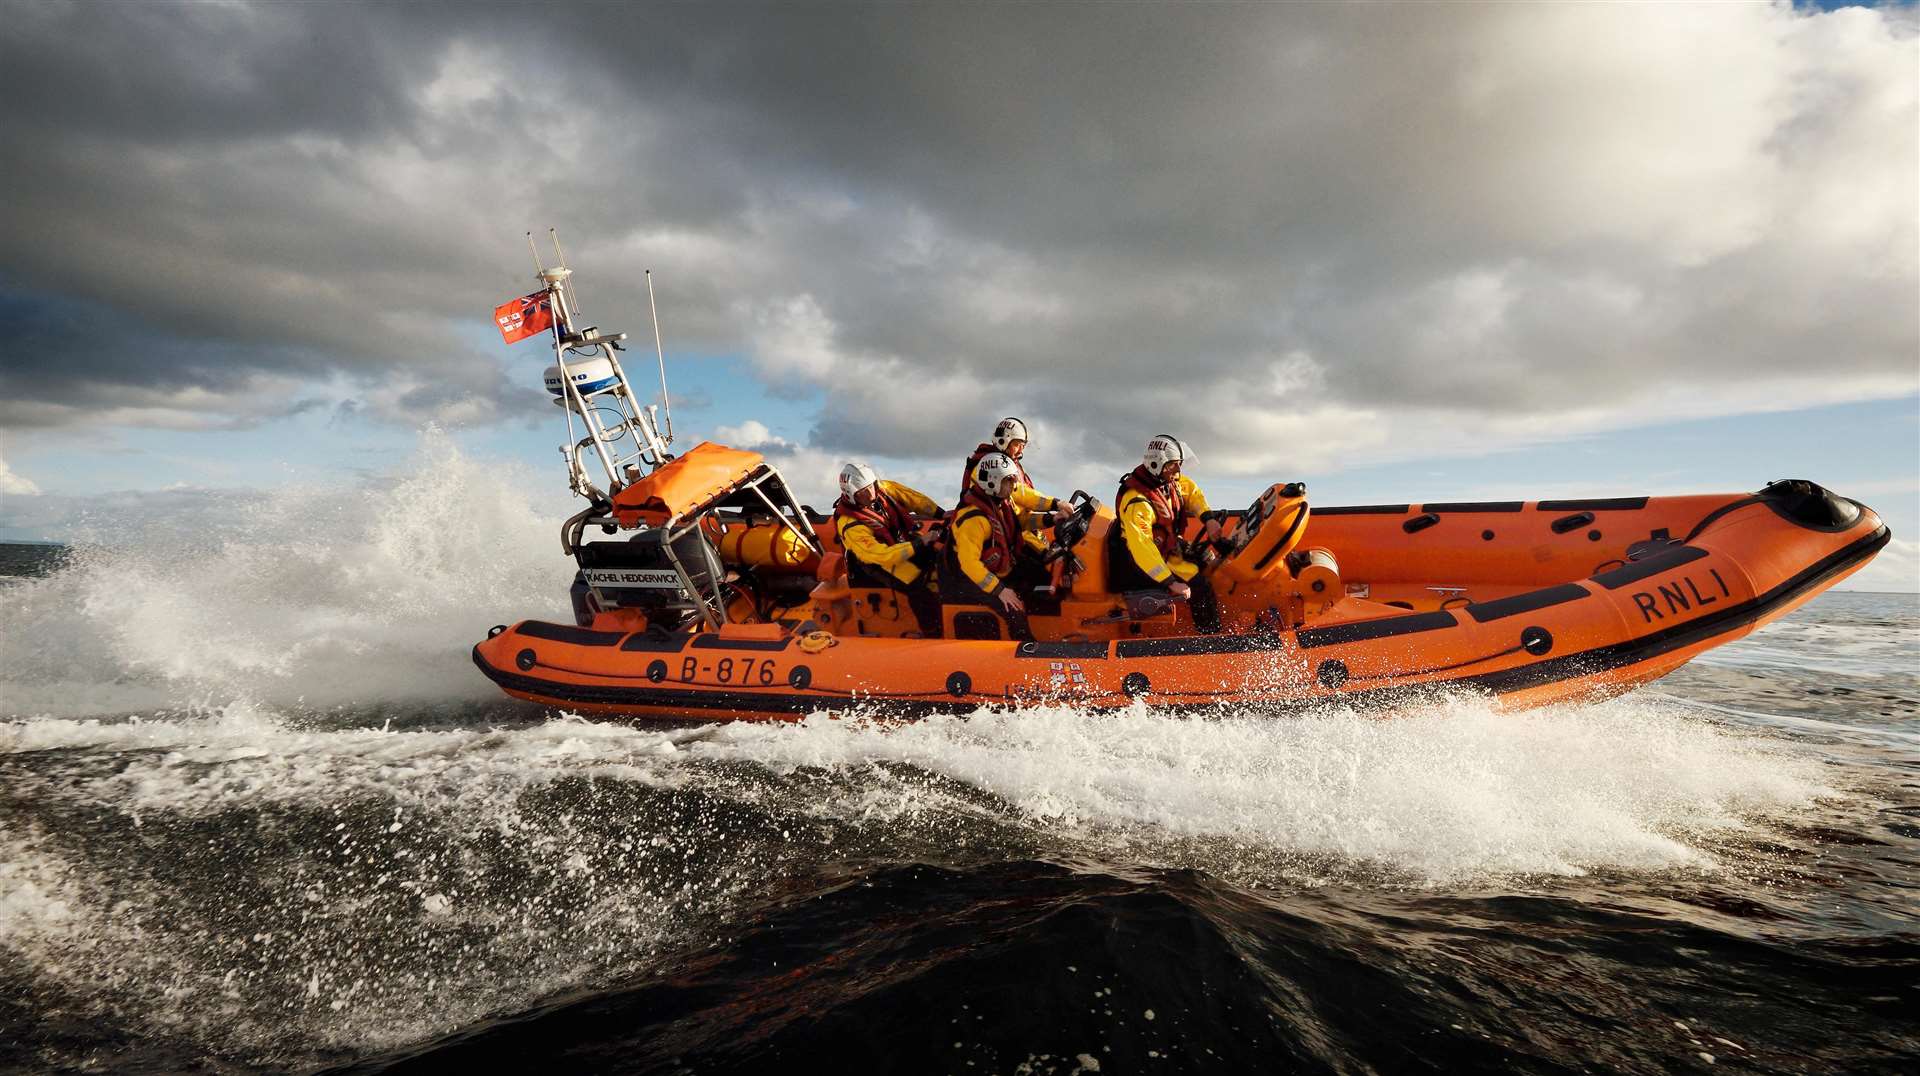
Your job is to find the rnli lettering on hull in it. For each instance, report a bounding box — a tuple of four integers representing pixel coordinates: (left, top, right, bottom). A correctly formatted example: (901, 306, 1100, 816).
(582, 568, 684, 589)
(1631, 568, 1732, 623)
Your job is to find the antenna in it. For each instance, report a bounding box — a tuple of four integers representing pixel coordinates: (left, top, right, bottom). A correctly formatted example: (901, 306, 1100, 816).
(526, 231, 545, 273)
(645, 268, 673, 441)
(549, 228, 580, 313)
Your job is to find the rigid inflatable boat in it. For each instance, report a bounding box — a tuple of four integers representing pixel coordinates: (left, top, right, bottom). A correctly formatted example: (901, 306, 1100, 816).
(472, 253, 1890, 723)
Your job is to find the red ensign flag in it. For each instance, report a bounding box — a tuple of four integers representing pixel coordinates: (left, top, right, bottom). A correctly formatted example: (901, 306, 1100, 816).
(493, 291, 554, 344)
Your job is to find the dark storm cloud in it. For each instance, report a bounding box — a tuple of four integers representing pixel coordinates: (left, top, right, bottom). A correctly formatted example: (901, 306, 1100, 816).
(0, 1, 1911, 473)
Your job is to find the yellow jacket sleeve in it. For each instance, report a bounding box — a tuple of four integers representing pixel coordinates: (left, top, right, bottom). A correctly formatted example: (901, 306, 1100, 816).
(878, 480, 943, 519)
(952, 513, 1003, 594)
(834, 517, 917, 572)
(1011, 482, 1058, 517)
(1177, 475, 1210, 518)
(1117, 491, 1175, 584)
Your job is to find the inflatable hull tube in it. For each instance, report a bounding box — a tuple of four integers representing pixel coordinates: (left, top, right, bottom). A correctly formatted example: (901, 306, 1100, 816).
(474, 484, 1889, 722)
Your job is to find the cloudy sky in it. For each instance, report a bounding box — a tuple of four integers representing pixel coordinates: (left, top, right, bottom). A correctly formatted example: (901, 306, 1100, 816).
(0, 1, 1915, 586)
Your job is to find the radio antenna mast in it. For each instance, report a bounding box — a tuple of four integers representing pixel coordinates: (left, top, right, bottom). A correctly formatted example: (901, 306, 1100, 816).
(645, 269, 673, 441)
(549, 228, 580, 314)
(526, 231, 545, 272)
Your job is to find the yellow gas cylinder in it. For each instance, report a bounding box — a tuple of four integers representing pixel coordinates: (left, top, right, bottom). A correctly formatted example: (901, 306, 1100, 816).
(719, 523, 818, 573)
(1289, 547, 1341, 614)
(1216, 483, 1310, 589)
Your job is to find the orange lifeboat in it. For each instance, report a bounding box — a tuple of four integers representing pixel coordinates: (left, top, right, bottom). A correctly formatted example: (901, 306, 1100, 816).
(475, 452, 1890, 722)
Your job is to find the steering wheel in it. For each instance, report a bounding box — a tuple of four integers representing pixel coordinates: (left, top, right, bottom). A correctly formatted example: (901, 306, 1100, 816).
(1042, 490, 1098, 564)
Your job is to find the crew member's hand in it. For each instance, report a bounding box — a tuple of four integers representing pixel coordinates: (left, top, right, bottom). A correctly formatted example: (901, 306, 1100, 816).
(1203, 517, 1225, 542)
(1168, 581, 1192, 601)
(998, 589, 1026, 613)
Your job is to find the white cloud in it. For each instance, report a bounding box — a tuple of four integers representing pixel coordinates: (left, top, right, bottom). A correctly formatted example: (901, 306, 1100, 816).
(714, 419, 781, 448)
(0, 1, 1911, 490)
(0, 449, 39, 496)
(709, 418, 845, 508)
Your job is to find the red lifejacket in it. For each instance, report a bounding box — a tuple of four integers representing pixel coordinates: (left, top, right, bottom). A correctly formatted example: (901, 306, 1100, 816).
(960, 442, 1034, 499)
(950, 488, 1024, 576)
(832, 489, 915, 548)
(1118, 465, 1184, 557)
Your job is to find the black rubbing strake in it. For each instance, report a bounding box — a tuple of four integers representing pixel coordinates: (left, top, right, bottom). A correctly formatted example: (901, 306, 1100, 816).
(515, 621, 628, 647)
(1590, 545, 1711, 590)
(1296, 610, 1458, 650)
(1314, 504, 1411, 516)
(620, 632, 693, 653)
(1536, 497, 1650, 511)
(1463, 583, 1590, 623)
(1114, 633, 1284, 658)
(1422, 501, 1525, 513)
(690, 634, 792, 652)
(1017, 640, 1112, 659)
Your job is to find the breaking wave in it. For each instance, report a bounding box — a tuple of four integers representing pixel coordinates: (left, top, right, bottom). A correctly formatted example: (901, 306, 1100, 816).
(0, 430, 574, 720)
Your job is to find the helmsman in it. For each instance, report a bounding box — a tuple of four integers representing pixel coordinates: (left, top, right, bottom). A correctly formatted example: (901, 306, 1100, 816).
(1106, 435, 1224, 634)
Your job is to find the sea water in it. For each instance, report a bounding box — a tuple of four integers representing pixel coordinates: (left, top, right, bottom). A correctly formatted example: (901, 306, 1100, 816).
(2, 435, 1914, 1072)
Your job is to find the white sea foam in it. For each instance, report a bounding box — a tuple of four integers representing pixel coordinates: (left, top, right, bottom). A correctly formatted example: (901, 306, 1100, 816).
(0, 430, 574, 718)
(0, 672, 1837, 1063)
(0, 433, 1856, 1061)
(686, 696, 1831, 881)
(4, 693, 1829, 885)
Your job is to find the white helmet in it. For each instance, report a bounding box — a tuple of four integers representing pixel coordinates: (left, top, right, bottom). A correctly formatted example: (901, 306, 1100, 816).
(992, 417, 1030, 451)
(838, 462, 879, 498)
(1142, 435, 1187, 477)
(972, 451, 1019, 498)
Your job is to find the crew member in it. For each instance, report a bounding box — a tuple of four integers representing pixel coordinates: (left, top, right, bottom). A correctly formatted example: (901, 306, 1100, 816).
(1107, 435, 1224, 633)
(943, 451, 1053, 641)
(831, 462, 945, 637)
(961, 417, 1072, 529)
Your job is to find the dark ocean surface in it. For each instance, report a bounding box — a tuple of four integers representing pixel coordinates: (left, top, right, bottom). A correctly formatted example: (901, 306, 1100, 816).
(2, 486, 1915, 1075)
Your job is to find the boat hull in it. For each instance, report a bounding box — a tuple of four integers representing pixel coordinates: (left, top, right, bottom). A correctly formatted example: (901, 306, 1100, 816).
(474, 487, 1889, 722)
